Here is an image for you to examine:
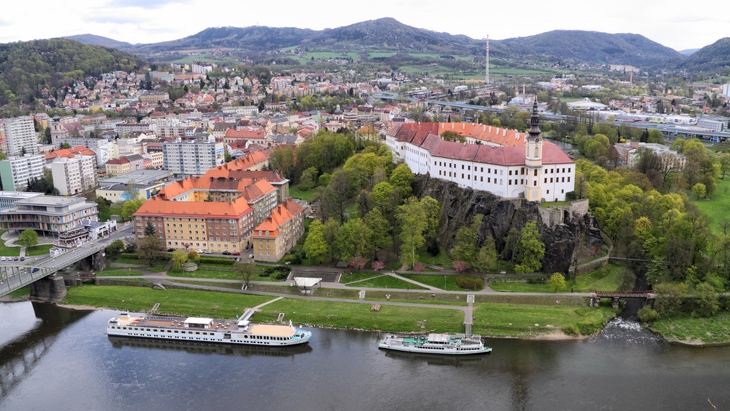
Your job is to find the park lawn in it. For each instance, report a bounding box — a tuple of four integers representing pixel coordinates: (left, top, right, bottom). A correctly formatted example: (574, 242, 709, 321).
(401, 273, 483, 291)
(0, 231, 21, 256)
(62, 285, 274, 318)
(693, 177, 730, 234)
(345, 274, 427, 290)
(289, 187, 316, 202)
(489, 264, 624, 293)
(651, 313, 730, 345)
(340, 271, 383, 283)
(262, 298, 464, 332)
(26, 244, 53, 256)
(472, 303, 615, 338)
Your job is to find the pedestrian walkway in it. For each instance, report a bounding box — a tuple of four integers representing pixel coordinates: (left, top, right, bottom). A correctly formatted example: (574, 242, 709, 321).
(387, 272, 441, 291)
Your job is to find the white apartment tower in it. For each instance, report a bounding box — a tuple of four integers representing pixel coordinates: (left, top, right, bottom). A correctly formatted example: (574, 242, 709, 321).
(3, 117, 38, 156)
(0, 155, 46, 191)
(163, 139, 225, 177)
(50, 156, 98, 195)
(524, 101, 544, 202)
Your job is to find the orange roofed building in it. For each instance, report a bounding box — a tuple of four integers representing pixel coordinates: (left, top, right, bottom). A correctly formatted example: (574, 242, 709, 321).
(133, 160, 299, 256)
(132, 196, 255, 253)
(251, 199, 305, 262)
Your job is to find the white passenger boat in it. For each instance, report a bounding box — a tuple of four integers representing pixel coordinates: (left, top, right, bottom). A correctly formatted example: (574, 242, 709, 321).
(107, 309, 312, 346)
(378, 333, 491, 355)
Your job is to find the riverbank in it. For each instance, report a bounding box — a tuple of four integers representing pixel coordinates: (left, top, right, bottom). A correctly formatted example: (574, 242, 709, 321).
(39, 284, 614, 340)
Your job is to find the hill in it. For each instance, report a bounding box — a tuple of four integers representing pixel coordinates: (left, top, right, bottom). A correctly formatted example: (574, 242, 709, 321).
(63, 34, 133, 49)
(500, 30, 684, 68)
(678, 37, 730, 72)
(132, 26, 316, 53)
(116, 19, 680, 68)
(0, 38, 146, 106)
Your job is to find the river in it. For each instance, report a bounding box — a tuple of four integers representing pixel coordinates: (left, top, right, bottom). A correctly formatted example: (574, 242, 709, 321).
(1, 301, 729, 411)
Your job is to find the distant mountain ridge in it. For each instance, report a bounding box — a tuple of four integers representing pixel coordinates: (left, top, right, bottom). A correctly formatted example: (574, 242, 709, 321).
(63, 33, 134, 49)
(21, 18, 730, 72)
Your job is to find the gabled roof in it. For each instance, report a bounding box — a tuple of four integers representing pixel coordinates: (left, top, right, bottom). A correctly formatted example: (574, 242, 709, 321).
(252, 198, 304, 238)
(133, 196, 253, 219)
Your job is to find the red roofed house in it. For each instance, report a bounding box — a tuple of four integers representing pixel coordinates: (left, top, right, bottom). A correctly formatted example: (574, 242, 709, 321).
(251, 198, 305, 262)
(384, 102, 574, 202)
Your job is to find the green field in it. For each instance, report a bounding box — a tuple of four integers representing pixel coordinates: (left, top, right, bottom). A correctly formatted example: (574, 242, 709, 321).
(693, 177, 730, 234)
(401, 273, 483, 291)
(289, 187, 316, 202)
(472, 302, 615, 338)
(651, 313, 730, 345)
(344, 274, 427, 290)
(489, 264, 624, 293)
(26, 244, 53, 256)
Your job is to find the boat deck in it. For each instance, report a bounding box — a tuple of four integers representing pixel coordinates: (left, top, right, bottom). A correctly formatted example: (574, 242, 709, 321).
(110, 315, 297, 337)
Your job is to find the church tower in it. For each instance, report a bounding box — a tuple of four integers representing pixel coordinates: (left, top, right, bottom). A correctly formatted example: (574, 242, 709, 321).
(524, 100, 543, 202)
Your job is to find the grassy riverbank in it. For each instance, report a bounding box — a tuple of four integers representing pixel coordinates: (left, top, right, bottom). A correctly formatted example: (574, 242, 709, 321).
(60, 284, 614, 338)
(650, 313, 730, 345)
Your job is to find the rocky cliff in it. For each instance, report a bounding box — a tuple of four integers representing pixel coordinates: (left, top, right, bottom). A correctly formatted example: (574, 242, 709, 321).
(414, 176, 604, 274)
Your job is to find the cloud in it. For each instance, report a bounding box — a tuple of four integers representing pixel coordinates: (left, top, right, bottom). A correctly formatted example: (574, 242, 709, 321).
(103, 0, 188, 9)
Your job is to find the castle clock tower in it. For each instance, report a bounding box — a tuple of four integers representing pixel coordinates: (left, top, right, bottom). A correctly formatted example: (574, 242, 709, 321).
(524, 100, 543, 202)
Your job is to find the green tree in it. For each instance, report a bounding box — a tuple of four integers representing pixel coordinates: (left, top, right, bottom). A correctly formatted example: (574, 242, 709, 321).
(303, 219, 328, 264)
(389, 163, 414, 198)
(398, 197, 427, 268)
(473, 236, 498, 273)
(18, 229, 38, 249)
(171, 250, 188, 270)
(137, 234, 163, 267)
(144, 221, 156, 236)
(364, 208, 392, 259)
(693, 282, 720, 317)
(121, 198, 145, 221)
(514, 221, 545, 273)
(233, 261, 258, 289)
(451, 215, 482, 266)
(105, 239, 125, 260)
(270, 146, 295, 179)
(549, 272, 566, 292)
(691, 182, 706, 199)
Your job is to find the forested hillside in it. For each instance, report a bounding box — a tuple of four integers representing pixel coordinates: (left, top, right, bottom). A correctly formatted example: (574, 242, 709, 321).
(0, 39, 145, 106)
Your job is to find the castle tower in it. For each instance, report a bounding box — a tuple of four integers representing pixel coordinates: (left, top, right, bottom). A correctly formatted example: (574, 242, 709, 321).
(524, 100, 543, 202)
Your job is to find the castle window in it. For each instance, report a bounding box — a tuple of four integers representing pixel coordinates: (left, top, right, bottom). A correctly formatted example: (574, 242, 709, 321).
(534, 147, 539, 157)
(534, 170, 537, 176)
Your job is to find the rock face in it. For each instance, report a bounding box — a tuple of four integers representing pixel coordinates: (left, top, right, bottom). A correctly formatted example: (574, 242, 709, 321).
(414, 176, 604, 274)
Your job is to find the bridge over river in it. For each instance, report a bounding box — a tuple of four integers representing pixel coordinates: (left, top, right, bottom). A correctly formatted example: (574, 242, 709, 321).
(0, 225, 133, 299)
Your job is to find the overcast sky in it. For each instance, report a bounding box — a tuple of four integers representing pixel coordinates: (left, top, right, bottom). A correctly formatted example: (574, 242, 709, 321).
(1, 0, 728, 51)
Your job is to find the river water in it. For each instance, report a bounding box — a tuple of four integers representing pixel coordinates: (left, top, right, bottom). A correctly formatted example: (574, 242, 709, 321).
(1, 301, 729, 411)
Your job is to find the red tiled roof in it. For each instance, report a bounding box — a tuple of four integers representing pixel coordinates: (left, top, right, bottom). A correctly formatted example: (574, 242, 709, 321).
(133, 196, 253, 219)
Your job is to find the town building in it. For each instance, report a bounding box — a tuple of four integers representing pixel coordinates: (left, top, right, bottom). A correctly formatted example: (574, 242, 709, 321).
(0, 191, 44, 211)
(613, 142, 687, 170)
(385, 102, 575, 202)
(0, 155, 46, 191)
(0, 195, 98, 237)
(132, 196, 255, 253)
(251, 199, 305, 262)
(96, 169, 173, 202)
(49, 155, 97, 195)
(3, 117, 38, 156)
(163, 139, 225, 177)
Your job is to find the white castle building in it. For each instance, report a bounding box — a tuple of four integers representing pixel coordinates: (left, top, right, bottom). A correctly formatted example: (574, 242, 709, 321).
(385, 103, 575, 202)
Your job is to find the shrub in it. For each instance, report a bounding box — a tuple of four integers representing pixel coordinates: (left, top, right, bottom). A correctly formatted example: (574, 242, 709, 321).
(455, 275, 484, 290)
(576, 321, 601, 336)
(562, 324, 580, 336)
(637, 306, 658, 324)
(275, 272, 289, 280)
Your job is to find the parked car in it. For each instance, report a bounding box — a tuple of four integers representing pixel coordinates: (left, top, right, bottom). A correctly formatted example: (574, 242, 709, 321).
(1, 257, 5, 261)
(222, 251, 231, 255)
(20, 257, 25, 261)
(232, 251, 240, 256)
(167, 248, 175, 252)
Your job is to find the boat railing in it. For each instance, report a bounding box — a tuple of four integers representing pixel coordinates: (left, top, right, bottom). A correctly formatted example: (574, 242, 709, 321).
(146, 315, 183, 322)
